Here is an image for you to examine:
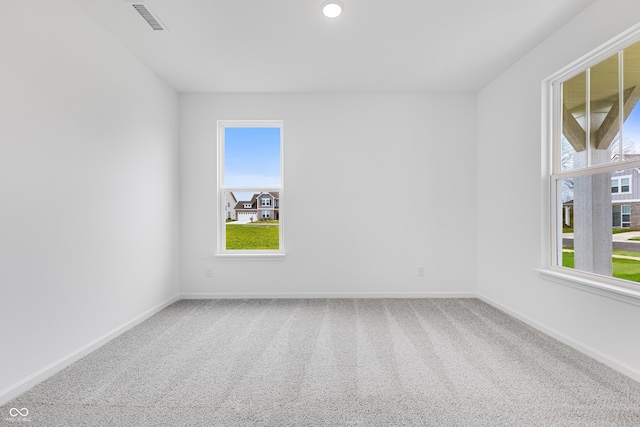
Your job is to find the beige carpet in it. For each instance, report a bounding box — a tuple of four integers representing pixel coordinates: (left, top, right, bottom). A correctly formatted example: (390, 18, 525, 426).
(3, 299, 640, 426)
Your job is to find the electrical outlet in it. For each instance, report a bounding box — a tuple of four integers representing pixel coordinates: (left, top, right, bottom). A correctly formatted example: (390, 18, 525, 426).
(418, 267, 425, 277)
(205, 267, 212, 277)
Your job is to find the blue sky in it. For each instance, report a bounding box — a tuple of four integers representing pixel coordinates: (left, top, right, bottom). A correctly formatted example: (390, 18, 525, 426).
(224, 127, 281, 189)
(625, 105, 640, 143)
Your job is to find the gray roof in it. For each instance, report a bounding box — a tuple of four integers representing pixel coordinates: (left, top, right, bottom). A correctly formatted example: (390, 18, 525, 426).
(235, 192, 279, 210)
(234, 200, 256, 210)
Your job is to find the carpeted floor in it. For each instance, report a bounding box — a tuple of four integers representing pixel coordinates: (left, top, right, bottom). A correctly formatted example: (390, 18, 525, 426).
(2, 299, 640, 426)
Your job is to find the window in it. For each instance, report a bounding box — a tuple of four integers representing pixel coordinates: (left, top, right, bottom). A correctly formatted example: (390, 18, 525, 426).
(546, 30, 640, 298)
(622, 205, 632, 228)
(613, 204, 632, 228)
(218, 121, 283, 255)
(611, 176, 631, 194)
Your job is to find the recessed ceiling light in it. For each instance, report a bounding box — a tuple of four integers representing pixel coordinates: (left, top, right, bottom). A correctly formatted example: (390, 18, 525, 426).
(322, 2, 343, 19)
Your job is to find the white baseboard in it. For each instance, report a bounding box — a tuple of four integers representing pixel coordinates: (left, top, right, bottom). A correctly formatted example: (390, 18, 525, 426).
(478, 293, 640, 383)
(0, 294, 180, 406)
(180, 292, 477, 299)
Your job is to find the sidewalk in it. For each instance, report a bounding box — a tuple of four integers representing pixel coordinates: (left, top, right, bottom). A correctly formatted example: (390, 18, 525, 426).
(563, 231, 640, 241)
(226, 221, 279, 226)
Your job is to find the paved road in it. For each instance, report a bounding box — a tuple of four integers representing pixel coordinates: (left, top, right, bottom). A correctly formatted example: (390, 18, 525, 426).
(563, 238, 640, 252)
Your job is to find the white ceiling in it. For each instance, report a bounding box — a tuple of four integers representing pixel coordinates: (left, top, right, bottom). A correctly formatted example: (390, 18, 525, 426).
(73, 0, 597, 93)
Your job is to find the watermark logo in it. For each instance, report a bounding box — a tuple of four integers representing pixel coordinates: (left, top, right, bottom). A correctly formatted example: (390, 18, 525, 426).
(6, 408, 30, 423)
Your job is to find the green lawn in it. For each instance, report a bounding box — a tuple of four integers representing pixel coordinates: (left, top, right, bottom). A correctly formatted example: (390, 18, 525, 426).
(613, 249, 640, 257)
(226, 224, 279, 250)
(562, 251, 640, 282)
(613, 228, 635, 234)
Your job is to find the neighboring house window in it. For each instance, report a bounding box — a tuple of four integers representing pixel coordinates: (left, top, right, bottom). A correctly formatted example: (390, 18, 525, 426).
(613, 205, 632, 228)
(622, 205, 631, 228)
(546, 30, 640, 297)
(218, 121, 283, 255)
(611, 176, 631, 194)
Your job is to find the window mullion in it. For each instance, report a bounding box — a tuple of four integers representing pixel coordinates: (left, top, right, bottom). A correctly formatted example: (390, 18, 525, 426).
(552, 158, 640, 181)
(619, 50, 624, 161)
(553, 82, 563, 175)
(553, 176, 563, 267)
(586, 67, 592, 167)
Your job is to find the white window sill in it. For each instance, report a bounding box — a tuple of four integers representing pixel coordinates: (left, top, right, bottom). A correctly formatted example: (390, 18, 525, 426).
(538, 268, 640, 307)
(216, 252, 285, 261)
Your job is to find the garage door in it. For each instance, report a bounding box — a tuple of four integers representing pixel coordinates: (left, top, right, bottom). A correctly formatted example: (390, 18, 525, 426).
(237, 212, 255, 222)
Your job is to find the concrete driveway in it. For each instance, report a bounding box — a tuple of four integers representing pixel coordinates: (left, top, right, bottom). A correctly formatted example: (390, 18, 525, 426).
(612, 231, 640, 242)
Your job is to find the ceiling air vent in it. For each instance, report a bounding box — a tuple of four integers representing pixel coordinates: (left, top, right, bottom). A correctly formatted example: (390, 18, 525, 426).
(130, 2, 167, 31)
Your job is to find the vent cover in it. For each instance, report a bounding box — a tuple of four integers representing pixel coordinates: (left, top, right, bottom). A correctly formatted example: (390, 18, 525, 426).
(131, 3, 166, 31)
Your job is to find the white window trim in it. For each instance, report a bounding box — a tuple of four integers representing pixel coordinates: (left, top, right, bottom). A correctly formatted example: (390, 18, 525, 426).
(612, 198, 640, 203)
(541, 22, 640, 304)
(217, 120, 284, 258)
(537, 268, 640, 307)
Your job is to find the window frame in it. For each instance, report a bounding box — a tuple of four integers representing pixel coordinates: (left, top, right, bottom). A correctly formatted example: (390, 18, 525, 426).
(217, 120, 284, 258)
(542, 24, 640, 305)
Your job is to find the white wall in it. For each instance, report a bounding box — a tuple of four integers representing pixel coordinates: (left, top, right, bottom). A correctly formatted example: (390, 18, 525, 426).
(0, 1, 180, 401)
(180, 93, 477, 297)
(477, 0, 640, 379)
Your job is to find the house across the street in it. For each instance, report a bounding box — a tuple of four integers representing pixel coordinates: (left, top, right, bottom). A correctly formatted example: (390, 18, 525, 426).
(225, 192, 237, 220)
(233, 192, 279, 222)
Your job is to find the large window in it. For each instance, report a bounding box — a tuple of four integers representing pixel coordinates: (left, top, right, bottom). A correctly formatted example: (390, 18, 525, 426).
(217, 121, 283, 255)
(548, 31, 640, 295)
